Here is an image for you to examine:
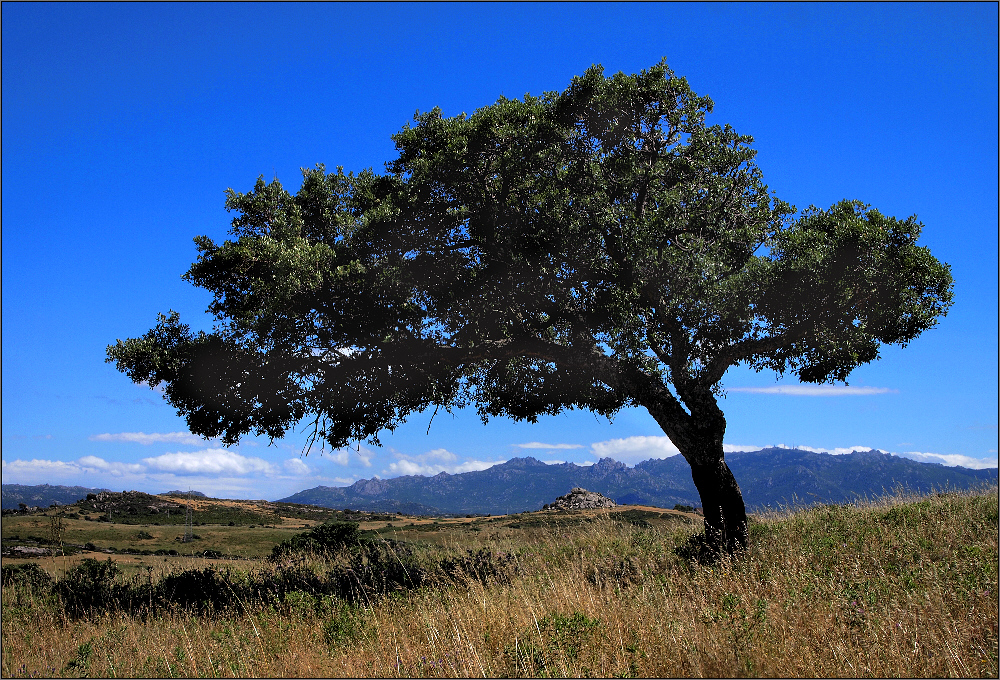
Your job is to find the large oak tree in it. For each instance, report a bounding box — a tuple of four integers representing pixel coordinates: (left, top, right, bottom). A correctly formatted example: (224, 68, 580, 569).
(108, 61, 953, 554)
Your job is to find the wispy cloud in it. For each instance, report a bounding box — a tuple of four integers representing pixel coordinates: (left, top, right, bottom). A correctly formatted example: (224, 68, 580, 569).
(384, 448, 505, 477)
(515, 442, 585, 450)
(311, 446, 374, 467)
(765, 444, 880, 456)
(730, 443, 998, 470)
(2, 458, 86, 476)
(896, 451, 999, 470)
(0, 452, 362, 500)
(141, 449, 275, 475)
(90, 431, 213, 446)
(78, 456, 145, 475)
(283, 458, 311, 476)
(728, 385, 896, 396)
(327, 449, 350, 466)
(724, 444, 764, 453)
(1, 456, 144, 482)
(389, 458, 504, 476)
(590, 435, 680, 463)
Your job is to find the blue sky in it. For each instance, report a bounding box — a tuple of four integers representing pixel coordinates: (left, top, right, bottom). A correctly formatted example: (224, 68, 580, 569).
(2, 3, 997, 500)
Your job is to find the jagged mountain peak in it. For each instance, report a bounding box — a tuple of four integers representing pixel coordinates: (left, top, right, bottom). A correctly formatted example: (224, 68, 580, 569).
(498, 456, 548, 468)
(275, 448, 995, 516)
(592, 457, 628, 472)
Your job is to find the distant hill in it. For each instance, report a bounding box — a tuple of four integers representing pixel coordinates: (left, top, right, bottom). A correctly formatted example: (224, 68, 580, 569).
(279, 448, 997, 515)
(1, 483, 112, 510)
(163, 490, 208, 498)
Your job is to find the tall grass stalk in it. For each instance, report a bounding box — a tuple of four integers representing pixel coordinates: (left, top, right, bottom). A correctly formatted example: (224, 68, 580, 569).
(2, 486, 996, 678)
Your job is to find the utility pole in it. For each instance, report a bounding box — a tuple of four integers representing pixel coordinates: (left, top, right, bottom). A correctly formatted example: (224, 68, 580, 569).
(183, 489, 193, 543)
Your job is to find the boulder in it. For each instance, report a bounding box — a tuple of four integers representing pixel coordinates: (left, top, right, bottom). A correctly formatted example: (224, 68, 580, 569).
(543, 487, 617, 511)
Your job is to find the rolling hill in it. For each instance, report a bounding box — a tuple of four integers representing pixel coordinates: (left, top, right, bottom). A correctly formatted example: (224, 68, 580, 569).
(279, 448, 997, 515)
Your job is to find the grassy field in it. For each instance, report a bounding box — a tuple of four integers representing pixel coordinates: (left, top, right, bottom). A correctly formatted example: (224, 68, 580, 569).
(2, 487, 997, 678)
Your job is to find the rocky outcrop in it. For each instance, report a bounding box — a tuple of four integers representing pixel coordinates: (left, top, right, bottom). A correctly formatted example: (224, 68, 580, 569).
(543, 487, 617, 511)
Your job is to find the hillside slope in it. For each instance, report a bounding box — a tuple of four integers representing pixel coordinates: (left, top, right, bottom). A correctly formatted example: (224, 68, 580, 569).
(279, 448, 997, 514)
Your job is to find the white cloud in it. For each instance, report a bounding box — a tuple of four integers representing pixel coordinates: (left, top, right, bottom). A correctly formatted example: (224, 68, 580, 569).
(386, 459, 438, 476)
(2, 458, 85, 476)
(384, 448, 506, 477)
(896, 451, 999, 470)
(767, 444, 879, 456)
(326, 449, 350, 466)
(591, 435, 680, 463)
(423, 448, 457, 462)
(78, 456, 145, 476)
(283, 458, 311, 476)
(451, 459, 504, 473)
(142, 449, 275, 475)
(90, 431, 212, 446)
(391, 448, 459, 465)
(317, 446, 373, 467)
(728, 385, 896, 396)
(732, 443, 998, 470)
(515, 442, 585, 450)
(1, 456, 144, 483)
(724, 444, 764, 453)
(138, 381, 166, 394)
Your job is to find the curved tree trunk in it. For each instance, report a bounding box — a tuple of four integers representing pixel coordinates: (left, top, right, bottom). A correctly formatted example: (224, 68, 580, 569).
(644, 390, 748, 556)
(689, 455, 748, 555)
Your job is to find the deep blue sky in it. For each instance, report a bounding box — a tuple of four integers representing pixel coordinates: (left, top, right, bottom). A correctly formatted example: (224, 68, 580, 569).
(3, 3, 996, 499)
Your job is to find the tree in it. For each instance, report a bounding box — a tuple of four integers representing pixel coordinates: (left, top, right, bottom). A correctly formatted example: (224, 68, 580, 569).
(107, 60, 953, 555)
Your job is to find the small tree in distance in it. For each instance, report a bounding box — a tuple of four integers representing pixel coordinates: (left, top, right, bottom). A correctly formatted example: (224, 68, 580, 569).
(107, 60, 953, 555)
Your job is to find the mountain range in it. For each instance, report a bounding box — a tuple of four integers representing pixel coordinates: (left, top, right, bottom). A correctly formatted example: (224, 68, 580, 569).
(0, 483, 112, 510)
(279, 448, 997, 515)
(3, 449, 995, 514)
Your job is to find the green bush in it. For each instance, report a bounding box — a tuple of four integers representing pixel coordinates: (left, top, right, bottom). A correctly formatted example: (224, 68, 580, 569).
(270, 521, 368, 559)
(55, 558, 122, 618)
(158, 567, 233, 613)
(506, 611, 601, 675)
(1, 562, 53, 591)
(323, 604, 367, 648)
(439, 549, 519, 584)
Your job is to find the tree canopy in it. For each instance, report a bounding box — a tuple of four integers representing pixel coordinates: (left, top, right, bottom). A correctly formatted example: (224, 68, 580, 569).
(108, 60, 953, 553)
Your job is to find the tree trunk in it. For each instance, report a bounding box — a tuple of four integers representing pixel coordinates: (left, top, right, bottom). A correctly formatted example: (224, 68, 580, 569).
(642, 384, 748, 556)
(689, 456, 748, 556)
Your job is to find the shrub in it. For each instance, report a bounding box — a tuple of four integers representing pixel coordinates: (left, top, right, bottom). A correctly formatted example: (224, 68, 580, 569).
(270, 521, 368, 560)
(505, 611, 601, 675)
(55, 558, 122, 618)
(1, 562, 53, 591)
(158, 567, 233, 613)
(438, 549, 519, 585)
(323, 542, 429, 601)
(323, 604, 367, 649)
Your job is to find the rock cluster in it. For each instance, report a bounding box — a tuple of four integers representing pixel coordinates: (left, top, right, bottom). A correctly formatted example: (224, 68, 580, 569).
(542, 487, 617, 511)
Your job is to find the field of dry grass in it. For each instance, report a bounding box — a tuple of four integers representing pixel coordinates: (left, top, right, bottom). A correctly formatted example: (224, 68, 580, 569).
(2, 486, 997, 678)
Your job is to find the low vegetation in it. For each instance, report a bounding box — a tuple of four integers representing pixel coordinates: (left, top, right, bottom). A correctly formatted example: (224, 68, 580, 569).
(2, 487, 997, 677)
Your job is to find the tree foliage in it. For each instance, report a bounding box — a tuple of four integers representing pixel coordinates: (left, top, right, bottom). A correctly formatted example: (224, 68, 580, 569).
(108, 60, 952, 552)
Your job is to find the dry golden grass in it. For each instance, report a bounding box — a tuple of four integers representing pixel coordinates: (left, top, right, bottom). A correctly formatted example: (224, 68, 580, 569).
(3, 486, 997, 678)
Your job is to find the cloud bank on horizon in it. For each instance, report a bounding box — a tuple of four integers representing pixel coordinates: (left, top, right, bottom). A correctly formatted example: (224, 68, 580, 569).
(2, 430, 996, 500)
(2, 4, 995, 506)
